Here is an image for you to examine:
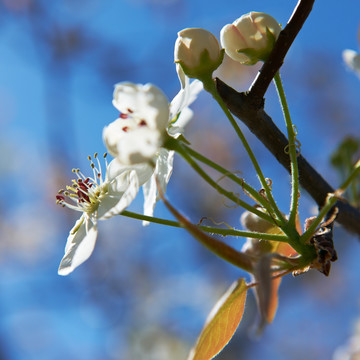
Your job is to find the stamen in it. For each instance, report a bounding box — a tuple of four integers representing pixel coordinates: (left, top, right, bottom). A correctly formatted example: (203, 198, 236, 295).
(122, 126, 129, 132)
(56, 152, 109, 211)
(56, 194, 65, 202)
(139, 119, 147, 126)
(127, 108, 133, 113)
(120, 113, 128, 119)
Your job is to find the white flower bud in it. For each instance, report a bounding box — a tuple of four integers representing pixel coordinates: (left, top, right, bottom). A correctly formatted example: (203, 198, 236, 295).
(220, 12, 281, 65)
(174, 28, 223, 79)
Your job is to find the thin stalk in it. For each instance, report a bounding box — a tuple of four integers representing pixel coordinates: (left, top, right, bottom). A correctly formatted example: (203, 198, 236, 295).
(273, 72, 299, 226)
(170, 139, 275, 224)
(300, 160, 360, 244)
(121, 210, 289, 242)
(300, 195, 338, 244)
(182, 144, 278, 217)
(340, 159, 360, 192)
(201, 75, 287, 227)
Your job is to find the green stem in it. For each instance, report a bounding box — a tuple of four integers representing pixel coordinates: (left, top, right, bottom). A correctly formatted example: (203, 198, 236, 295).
(300, 160, 360, 244)
(168, 138, 275, 224)
(182, 144, 277, 217)
(273, 72, 299, 226)
(201, 75, 287, 227)
(340, 159, 360, 192)
(300, 195, 338, 244)
(121, 210, 289, 242)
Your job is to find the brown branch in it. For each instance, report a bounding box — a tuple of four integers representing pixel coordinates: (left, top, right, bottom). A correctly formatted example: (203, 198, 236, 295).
(247, 0, 315, 107)
(216, 78, 360, 236)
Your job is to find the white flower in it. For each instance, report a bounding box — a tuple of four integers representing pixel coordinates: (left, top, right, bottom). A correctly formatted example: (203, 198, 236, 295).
(56, 153, 153, 275)
(142, 78, 203, 222)
(220, 12, 281, 65)
(343, 49, 360, 78)
(103, 79, 202, 224)
(103, 83, 170, 166)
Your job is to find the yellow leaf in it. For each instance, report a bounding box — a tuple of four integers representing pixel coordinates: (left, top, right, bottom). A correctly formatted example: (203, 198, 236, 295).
(188, 278, 247, 360)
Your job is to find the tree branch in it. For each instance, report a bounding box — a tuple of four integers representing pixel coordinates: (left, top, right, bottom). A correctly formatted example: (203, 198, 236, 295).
(216, 78, 360, 236)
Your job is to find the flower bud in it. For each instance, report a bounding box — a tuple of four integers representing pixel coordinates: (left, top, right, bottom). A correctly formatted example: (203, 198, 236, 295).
(220, 12, 281, 65)
(174, 28, 223, 80)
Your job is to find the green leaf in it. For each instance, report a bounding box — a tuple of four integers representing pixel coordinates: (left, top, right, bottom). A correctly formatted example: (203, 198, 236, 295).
(188, 278, 247, 360)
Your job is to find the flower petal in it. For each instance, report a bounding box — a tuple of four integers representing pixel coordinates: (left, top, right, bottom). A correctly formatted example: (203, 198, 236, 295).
(100, 170, 140, 219)
(58, 215, 98, 276)
(116, 127, 162, 165)
(142, 148, 174, 225)
(170, 79, 203, 122)
(106, 159, 153, 188)
(112, 82, 170, 131)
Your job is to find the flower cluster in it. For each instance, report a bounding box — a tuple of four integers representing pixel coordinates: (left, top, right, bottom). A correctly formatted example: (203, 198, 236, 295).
(57, 69, 202, 275)
(56, 10, 281, 275)
(54, 8, 360, 360)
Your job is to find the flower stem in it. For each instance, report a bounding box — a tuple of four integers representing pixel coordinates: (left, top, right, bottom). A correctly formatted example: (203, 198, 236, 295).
(121, 210, 289, 241)
(166, 137, 275, 224)
(340, 159, 360, 193)
(200, 75, 287, 227)
(182, 144, 278, 217)
(273, 72, 299, 226)
(300, 195, 338, 244)
(300, 160, 360, 244)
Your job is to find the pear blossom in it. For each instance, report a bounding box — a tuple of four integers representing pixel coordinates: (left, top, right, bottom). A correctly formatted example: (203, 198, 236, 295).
(56, 153, 153, 275)
(220, 12, 281, 65)
(174, 28, 223, 81)
(103, 83, 170, 166)
(343, 49, 360, 78)
(103, 78, 202, 222)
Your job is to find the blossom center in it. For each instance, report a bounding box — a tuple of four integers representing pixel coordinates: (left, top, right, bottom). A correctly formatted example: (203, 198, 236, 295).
(118, 108, 148, 133)
(56, 153, 109, 214)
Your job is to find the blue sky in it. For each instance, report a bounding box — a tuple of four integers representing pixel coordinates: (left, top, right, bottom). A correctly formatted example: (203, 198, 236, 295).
(0, 0, 360, 359)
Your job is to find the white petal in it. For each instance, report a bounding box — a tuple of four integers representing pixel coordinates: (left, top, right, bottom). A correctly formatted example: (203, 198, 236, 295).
(112, 82, 170, 131)
(142, 149, 174, 225)
(170, 79, 202, 121)
(176, 63, 187, 89)
(142, 175, 157, 226)
(155, 148, 174, 198)
(116, 128, 162, 165)
(343, 49, 360, 77)
(100, 170, 140, 219)
(105, 159, 133, 191)
(58, 215, 98, 276)
(103, 118, 136, 158)
(168, 108, 194, 138)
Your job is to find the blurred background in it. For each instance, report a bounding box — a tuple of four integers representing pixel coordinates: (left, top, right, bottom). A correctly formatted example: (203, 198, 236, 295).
(0, 0, 360, 359)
